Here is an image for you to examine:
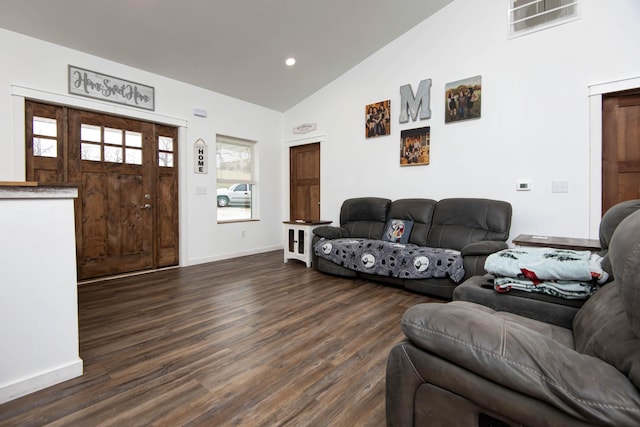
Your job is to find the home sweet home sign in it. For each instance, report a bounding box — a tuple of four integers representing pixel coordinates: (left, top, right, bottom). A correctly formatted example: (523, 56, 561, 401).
(68, 65, 155, 111)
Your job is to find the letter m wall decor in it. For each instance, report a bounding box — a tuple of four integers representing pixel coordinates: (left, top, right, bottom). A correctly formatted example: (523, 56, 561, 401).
(399, 79, 432, 123)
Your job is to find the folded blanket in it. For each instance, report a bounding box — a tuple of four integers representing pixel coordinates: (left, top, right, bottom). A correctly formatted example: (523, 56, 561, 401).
(484, 247, 608, 284)
(314, 238, 465, 282)
(492, 276, 597, 299)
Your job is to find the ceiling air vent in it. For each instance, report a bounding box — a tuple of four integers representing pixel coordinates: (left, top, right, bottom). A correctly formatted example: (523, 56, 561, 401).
(509, 0, 579, 38)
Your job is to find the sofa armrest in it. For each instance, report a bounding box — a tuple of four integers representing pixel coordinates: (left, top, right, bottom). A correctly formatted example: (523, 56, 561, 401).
(460, 240, 508, 257)
(401, 301, 640, 426)
(313, 225, 349, 239)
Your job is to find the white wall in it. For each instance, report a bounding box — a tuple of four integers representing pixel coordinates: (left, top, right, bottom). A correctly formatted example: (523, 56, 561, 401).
(283, 0, 640, 241)
(0, 27, 284, 267)
(1, 1, 639, 264)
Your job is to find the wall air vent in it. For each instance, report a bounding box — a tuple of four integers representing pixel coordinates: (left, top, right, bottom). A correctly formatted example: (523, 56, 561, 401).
(509, 0, 579, 38)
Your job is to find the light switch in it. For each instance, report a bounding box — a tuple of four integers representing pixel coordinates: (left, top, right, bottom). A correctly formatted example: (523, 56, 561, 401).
(552, 180, 569, 193)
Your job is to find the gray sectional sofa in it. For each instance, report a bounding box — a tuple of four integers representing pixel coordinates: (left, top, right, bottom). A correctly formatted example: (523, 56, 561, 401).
(311, 197, 512, 299)
(386, 206, 640, 427)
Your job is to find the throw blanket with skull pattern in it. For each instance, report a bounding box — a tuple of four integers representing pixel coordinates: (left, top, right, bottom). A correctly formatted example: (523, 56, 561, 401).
(314, 238, 465, 282)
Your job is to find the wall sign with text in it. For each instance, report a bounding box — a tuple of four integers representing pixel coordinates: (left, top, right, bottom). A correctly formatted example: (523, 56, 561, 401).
(68, 65, 155, 111)
(194, 139, 208, 174)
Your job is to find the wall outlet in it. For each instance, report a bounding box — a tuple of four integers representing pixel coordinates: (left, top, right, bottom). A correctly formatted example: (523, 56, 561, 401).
(552, 180, 569, 193)
(241, 230, 246, 238)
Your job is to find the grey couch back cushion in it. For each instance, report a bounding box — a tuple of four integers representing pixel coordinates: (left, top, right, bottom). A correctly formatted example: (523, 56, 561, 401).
(425, 198, 512, 251)
(340, 197, 391, 239)
(598, 199, 640, 277)
(573, 210, 640, 387)
(599, 199, 640, 251)
(388, 198, 437, 246)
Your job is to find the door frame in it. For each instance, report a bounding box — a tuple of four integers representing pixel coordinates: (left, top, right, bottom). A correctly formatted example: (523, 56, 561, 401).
(589, 76, 640, 237)
(11, 85, 189, 267)
(284, 134, 326, 221)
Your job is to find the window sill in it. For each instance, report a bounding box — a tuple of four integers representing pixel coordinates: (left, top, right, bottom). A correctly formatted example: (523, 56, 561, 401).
(217, 218, 260, 224)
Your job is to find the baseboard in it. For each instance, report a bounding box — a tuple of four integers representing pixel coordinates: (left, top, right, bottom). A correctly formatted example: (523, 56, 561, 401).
(188, 245, 283, 266)
(0, 358, 83, 404)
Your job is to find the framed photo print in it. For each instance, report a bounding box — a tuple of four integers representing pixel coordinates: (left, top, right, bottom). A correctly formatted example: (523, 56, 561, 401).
(445, 75, 481, 123)
(365, 100, 391, 138)
(400, 126, 430, 166)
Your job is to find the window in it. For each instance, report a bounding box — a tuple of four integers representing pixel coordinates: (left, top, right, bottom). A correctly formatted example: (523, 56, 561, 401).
(158, 136, 174, 167)
(216, 134, 256, 222)
(32, 116, 58, 157)
(509, 0, 579, 38)
(80, 123, 143, 165)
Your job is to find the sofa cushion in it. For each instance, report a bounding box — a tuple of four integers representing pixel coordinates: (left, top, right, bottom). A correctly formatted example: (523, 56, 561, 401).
(599, 199, 640, 252)
(401, 301, 640, 425)
(573, 210, 640, 388)
(382, 218, 414, 244)
(314, 238, 465, 282)
(387, 198, 436, 246)
(340, 197, 390, 239)
(453, 275, 583, 329)
(573, 283, 640, 387)
(313, 225, 348, 239)
(598, 199, 640, 277)
(426, 198, 512, 251)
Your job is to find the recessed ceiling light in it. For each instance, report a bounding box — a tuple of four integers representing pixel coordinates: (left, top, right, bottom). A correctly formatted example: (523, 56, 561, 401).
(285, 57, 296, 67)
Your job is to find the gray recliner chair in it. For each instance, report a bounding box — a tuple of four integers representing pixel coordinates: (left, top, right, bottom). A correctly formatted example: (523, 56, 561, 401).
(386, 209, 640, 426)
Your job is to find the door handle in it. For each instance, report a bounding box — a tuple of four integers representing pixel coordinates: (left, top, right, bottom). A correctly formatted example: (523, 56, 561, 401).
(143, 204, 152, 210)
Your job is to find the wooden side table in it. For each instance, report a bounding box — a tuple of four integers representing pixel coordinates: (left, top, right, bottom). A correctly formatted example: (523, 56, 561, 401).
(512, 234, 601, 251)
(283, 220, 332, 267)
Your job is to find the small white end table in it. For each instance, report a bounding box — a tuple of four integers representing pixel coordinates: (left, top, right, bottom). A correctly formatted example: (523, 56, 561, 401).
(283, 220, 332, 267)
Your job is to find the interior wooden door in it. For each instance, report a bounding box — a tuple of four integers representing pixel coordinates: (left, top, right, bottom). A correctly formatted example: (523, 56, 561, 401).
(289, 143, 320, 221)
(602, 89, 640, 213)
(25, 101, 179, 280)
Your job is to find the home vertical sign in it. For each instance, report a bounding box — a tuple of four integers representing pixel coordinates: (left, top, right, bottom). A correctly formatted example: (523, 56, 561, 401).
(194, 139, 208, 174)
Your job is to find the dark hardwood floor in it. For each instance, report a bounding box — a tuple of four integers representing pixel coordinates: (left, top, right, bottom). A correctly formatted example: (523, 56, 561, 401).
(0, 251, 438, 426)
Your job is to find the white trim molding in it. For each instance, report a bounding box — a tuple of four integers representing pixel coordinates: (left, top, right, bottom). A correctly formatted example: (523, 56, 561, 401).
(588, 76, 640, 236)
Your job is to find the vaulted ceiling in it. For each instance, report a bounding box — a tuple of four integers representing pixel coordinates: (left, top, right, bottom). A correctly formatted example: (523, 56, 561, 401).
(0, 0, 453, 112)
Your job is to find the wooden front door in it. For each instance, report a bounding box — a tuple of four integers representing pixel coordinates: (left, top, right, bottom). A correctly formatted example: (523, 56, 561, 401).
(289, 143, 320, 221)
(26, 101, 179, 280)
(602, 89, 640, 213)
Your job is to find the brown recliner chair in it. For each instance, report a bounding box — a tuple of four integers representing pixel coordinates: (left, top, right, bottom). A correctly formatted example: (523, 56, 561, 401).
(386, 209, 640, 426)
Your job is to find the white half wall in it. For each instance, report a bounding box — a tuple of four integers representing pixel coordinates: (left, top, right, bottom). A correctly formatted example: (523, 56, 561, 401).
(0, 187, 82, 404)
